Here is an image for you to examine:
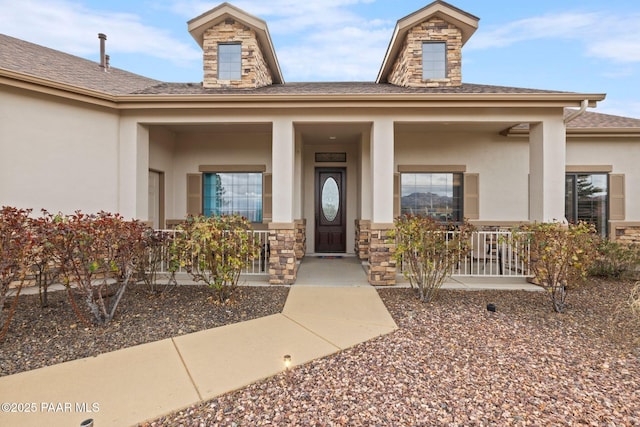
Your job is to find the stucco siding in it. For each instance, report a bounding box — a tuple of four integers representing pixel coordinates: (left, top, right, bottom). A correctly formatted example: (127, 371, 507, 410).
(567, 138, 640, 221)
(0, 87, 119, 214)
(170, 131, 272, 220)
(395, 130, 530, 221)
(149, 128, 177, 221)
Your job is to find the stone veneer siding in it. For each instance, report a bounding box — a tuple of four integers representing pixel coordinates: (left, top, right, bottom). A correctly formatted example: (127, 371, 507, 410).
(388, 17, 462, 88)
(294, 219, 306, 260)
(367, 225, 397, 285)
(355, 219, 371, 260)
(202, 19, 273, 89)
(268, 223, 297, 284)
(614, 225, 640, 244)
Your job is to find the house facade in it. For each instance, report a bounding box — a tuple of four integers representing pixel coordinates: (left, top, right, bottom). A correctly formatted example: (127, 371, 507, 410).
(1, 1, 640, 285)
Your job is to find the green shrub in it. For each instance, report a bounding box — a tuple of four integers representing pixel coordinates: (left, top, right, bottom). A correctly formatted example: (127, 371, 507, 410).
(172, 215, 259, 304)
(392, 215, 474, 303)
(589, 239, 640, 279)
(512, 221, 597, 313)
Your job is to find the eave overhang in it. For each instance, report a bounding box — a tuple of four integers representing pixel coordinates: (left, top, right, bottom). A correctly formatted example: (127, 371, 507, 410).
(506, 127, 640, 139)
(0, 69, 606, 111)
(187, 2, 284, 84)
(0, 69, 117, 108)
(377, 0, 479, 83)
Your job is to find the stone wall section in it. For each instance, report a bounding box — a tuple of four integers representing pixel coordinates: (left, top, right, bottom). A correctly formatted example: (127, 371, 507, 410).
(367, 225, 397, 285)
(614, 225, 640, 244)
(268, 224, 297, 284)
(355, 219, 371, 260)
(388, 17, 462, 88)
(294, 219, 307, 260)
(202, 19, 273, 89)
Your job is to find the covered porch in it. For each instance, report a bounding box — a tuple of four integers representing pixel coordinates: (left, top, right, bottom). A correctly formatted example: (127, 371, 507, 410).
(127, 107, 568, 286)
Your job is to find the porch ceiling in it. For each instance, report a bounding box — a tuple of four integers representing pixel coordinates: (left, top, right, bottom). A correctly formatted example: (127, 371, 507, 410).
(156, 123, 272, 134)
(296, 122, 370, 145)
(395, 121, 521, 134)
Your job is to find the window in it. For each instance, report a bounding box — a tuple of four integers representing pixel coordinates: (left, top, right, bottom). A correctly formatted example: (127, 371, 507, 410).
(401, 173, 462, 221)
(422, 42, 446, 79)
(218, 43, 241, 80)
(203, 172, 262, 222)
(565, 173, 608, 236)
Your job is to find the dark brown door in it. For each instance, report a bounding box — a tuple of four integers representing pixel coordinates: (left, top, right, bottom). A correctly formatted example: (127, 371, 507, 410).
(315, 168, 346, 253)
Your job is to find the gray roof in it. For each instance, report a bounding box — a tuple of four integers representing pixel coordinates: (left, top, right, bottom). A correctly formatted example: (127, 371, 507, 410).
(133, 81, 570, 95)
(566, 109, 640, 128)
(1, 33, 639, 131)
(0, 34, 159, 95)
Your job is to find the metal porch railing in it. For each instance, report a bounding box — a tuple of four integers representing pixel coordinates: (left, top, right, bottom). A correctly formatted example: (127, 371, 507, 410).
(398, 230, 531, 277)
(149, 229, 270, 276)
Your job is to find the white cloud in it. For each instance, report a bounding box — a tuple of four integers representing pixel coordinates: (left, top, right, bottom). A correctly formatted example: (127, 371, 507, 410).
(165, 0, 391, 81)
(0, 0, 200, 64)
(467, 10, 640, 65)
(467, 12, 599, 49)
(596, 99, 640, 119)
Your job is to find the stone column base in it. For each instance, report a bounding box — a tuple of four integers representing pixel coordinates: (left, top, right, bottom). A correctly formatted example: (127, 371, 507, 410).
(268, 223, 297, 285)
(367, 223, 396, 286)
(612, 222, 640, 244)
(355, 219, 371, 260)
(294, 219, 307, 260)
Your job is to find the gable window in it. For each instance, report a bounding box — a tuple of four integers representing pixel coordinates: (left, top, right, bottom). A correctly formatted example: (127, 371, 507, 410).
(203, 172, 262, 222)
(401, 173, 462, 222)
(422, 42, 446, 79)
(218, 43, 242, 80)
(565, 173, 608, 236)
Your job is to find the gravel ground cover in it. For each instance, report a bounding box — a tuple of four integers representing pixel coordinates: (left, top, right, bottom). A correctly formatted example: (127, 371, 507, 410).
(146, 279, 640, 426)
(0, 284, 289, 376)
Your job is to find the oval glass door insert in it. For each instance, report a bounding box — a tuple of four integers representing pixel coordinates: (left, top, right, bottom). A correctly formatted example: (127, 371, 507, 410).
(322, 177, 339, 221)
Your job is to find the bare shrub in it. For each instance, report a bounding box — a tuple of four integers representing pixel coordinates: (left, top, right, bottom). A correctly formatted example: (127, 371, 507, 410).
(512, 221, 597, 313)
(392, 215, 474, 303)
(0, 206, 36, 340)
(171, 215, 259, 304)
(46, 211, 149, 325)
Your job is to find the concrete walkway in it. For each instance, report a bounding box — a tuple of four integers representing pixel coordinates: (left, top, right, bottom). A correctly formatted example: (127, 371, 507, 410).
(0, 257, 540, 427)
(0, 284, 396, 427)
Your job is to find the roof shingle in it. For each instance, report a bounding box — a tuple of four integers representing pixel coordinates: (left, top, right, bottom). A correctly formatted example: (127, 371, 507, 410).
(1, 33, 638, 131)
(0, 34, 159, 95)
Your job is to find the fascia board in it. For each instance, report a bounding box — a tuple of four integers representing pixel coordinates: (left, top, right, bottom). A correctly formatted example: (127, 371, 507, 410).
(0, 69, 117, 108)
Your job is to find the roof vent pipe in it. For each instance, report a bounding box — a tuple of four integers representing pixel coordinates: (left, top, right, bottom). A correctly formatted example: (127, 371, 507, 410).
(98, 33, 107, 71)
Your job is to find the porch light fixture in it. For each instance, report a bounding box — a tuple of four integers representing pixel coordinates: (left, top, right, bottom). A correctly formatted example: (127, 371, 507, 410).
(329, 136, 337, 140)
(283, 354, 292, 369)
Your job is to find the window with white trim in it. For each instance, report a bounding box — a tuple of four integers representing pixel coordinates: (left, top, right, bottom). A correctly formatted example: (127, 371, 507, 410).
(422, 42, 446, 79)
(203, 172, 262, 222)
(218, 43, 241, 80)
(401, 173, 462, 221)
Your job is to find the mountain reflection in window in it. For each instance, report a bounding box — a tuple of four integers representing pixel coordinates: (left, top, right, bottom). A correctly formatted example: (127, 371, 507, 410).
(322, 177, 339, 221)
(400, 173, 462, 222)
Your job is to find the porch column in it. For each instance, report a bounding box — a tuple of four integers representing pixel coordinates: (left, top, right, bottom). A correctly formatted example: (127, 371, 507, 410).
(368, 118, 396, 285)
(356, 129, 372, 260)
(529, 117, 566, 222)
(118, 120, 148, 219)
(269, 119, 297, 284)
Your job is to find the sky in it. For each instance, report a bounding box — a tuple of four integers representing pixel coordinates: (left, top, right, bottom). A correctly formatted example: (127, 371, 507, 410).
(1, 0, 639, 118)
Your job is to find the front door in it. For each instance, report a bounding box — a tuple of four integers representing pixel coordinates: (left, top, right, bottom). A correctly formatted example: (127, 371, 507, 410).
(315, 168, 346, 253)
